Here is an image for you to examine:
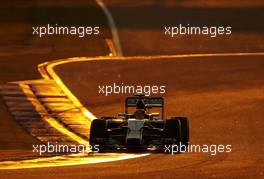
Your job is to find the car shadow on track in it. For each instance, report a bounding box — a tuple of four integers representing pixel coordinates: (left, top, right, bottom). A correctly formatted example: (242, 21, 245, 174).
(92, 148, 183, 155)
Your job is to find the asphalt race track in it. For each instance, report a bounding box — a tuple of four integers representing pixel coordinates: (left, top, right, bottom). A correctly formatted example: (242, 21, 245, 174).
(55, 55, 263, 178)
(0, 54, 262, 178)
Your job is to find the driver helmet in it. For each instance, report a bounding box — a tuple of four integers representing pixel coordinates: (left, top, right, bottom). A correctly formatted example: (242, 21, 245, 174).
(136, 99, 146, 110)
(134, 109, 146, 120)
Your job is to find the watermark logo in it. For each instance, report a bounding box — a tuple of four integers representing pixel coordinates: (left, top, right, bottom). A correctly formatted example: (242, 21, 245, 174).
(32, 24, 100, 38)
(164, 143, 232, 155)
(98, 83, 166, 96)
(164, 24, 232, 38)
(32, 143, 99, 155)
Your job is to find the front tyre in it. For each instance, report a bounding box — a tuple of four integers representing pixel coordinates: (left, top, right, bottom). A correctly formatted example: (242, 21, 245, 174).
(89, 119, 107, 152)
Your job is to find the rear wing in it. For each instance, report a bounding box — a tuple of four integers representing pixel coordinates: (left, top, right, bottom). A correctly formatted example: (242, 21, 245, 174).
(125, 97, 164, 118)
(125, 97, 164, 107)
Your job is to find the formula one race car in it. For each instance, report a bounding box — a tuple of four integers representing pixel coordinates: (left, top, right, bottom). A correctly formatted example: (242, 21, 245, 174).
(89, 94, 189, 151)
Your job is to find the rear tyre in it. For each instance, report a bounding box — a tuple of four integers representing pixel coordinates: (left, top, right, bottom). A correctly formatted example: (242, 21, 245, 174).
(175, 117, 189, 146)
(173, 117, 189, 152)
(89, 119, 107, 152)
(163, 119, 181, 144)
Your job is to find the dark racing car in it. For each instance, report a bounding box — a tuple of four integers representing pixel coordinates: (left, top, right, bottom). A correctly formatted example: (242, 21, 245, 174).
(89, 94, 189, 151)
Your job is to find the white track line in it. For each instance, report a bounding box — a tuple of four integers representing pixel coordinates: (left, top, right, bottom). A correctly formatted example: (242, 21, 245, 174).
(95, 0, 123, 56)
